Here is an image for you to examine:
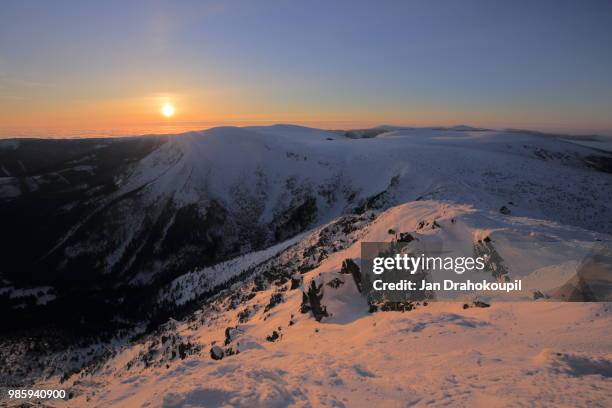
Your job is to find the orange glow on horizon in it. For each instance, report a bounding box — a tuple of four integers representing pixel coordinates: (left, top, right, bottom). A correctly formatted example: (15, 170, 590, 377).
(1, 91, 611, 138)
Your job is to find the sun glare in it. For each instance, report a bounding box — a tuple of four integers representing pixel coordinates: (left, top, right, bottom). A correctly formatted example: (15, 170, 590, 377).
(161, 103, 175, 118)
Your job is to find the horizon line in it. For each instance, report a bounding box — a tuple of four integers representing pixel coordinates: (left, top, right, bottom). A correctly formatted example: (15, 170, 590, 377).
(1, 122, 611, 141)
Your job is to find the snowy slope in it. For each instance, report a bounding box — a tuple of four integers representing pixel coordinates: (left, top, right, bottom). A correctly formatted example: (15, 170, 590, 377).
(34, 198, 612, 407)
(63, 124, 612, 239)
(1, 125, 612, 406)
(57, 302, 612, 408)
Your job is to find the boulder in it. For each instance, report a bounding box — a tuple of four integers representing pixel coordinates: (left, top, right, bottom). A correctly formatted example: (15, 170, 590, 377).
(210, 345, 224, 360)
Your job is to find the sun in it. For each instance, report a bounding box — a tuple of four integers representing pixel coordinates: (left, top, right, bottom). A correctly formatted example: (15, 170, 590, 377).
(161, 103, 175, 118)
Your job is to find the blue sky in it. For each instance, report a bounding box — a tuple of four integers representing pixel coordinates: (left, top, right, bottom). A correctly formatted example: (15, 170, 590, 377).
(1, 0, 612, 136)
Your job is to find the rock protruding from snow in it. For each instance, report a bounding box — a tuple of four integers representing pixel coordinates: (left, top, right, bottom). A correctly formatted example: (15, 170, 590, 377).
(210, 345, 224, 360)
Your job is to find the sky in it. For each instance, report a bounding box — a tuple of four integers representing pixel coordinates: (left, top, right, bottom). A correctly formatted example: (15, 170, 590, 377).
(1, 0, 612, 137)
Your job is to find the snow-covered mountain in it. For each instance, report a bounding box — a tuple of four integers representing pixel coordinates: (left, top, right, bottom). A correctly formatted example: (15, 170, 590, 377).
(1, 125, 611, 406)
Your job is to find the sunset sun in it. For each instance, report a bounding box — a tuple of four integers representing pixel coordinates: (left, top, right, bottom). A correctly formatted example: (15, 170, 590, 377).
(161, 103, 175, 118)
